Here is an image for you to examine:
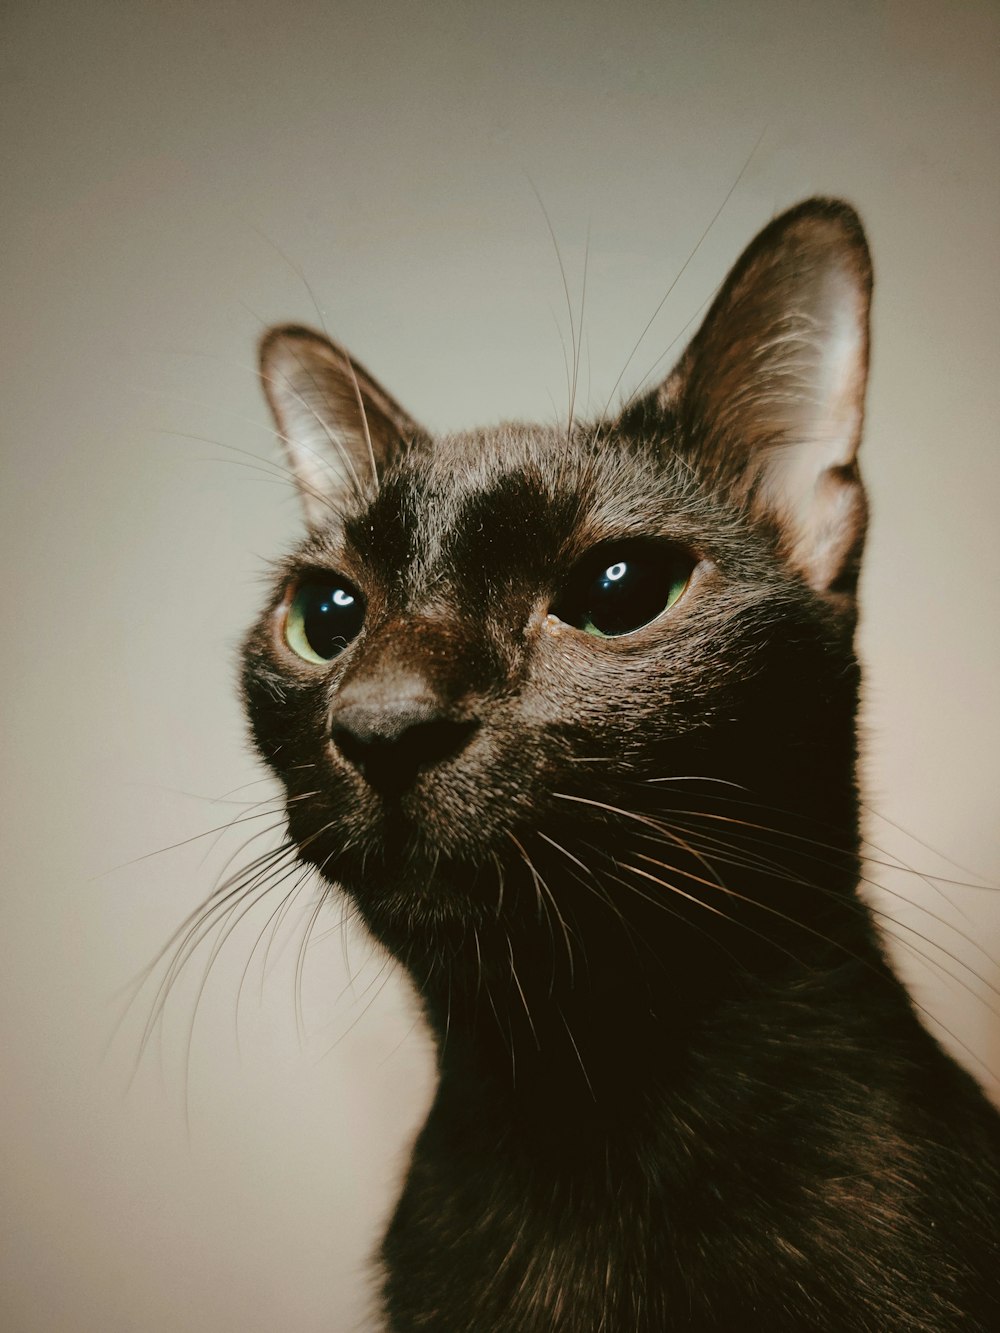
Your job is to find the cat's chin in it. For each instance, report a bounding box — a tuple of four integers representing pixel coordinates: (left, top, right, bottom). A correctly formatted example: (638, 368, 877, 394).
(293, 804, 509, 914)
(285, 768, 538, 891)
(318, 845, 510, 940)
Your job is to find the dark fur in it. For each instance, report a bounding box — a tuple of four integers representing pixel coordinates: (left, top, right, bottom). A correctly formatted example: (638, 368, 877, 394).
(242, 200, 1000, 1330)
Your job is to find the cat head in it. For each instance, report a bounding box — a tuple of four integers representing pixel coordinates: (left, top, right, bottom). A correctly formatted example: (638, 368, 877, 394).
(242, 199, 872, 964)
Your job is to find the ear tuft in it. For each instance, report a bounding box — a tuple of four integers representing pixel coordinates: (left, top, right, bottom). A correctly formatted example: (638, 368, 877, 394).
(258, 325, 421, 527)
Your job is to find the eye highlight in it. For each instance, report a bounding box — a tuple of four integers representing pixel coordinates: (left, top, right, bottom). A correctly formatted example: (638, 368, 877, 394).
(283, 577, 365, 663)
(552, 542, 694, 638)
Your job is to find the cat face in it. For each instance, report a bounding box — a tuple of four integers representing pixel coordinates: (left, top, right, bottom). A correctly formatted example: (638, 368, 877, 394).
(242, 200, 872, 958)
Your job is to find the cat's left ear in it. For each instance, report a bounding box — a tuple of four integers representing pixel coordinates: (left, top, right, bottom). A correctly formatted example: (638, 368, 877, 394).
(259, 325, 423, 527)
(646, 199, 872, 598)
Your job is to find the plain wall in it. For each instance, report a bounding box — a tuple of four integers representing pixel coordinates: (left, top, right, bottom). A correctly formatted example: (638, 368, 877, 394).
(2, 2, 997, 1330)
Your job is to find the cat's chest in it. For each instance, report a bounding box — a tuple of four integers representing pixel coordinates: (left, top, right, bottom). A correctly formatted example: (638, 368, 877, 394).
(380, 1157, 825, 1331)
(378, 1101, 848, 1332)
(377, 1036, 997, 1333)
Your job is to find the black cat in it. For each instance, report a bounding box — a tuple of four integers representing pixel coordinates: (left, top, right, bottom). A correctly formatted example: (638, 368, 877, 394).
(241, 199, 1000, 1330)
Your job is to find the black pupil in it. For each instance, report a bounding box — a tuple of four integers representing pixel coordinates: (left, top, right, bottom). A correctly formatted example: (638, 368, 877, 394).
(589, 559, 660, 635)
(560, 547, 688, 636)
(299, 581, 364, 658)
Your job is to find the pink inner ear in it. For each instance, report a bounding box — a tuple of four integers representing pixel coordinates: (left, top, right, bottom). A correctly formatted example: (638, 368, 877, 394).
(658, 202, 872, 596)
(748, 261, 869, 593)
(259, 325, 421, 525)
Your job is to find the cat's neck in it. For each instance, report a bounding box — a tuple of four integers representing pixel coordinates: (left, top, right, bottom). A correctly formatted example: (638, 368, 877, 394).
(402, 832, 883, 1124)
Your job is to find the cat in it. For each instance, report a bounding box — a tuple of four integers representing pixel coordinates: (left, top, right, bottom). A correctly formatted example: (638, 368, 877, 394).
(240, 199, 1000, 1331)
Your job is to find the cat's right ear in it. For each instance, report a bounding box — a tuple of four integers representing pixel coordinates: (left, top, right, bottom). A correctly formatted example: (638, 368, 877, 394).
(624, 199, 872, 601)
(259, 325, 422, 526)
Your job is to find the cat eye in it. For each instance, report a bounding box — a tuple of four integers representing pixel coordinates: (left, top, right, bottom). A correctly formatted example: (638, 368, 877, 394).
(283, 577, 365, 663)
(552, 543, 694, 638)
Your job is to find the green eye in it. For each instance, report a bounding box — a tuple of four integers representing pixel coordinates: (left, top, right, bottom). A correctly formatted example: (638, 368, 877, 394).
(284, 577, 365, 663)
(553, 543, 694, 638)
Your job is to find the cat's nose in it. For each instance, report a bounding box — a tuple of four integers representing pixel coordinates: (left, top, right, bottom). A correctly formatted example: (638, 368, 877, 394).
(329, 696, 479, 795)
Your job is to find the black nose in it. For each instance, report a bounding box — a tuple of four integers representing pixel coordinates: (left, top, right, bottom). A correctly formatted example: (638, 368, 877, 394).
(329, 698, 478, 794)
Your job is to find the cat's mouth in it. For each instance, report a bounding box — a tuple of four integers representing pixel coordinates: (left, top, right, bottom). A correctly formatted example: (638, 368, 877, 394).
(301, 812, 515, 931)
(286, 702, 561, 877)
(285, 756, 528, 900)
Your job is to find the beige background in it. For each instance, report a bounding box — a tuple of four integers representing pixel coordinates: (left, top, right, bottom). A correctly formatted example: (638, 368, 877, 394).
(2, 2, 998, 1330)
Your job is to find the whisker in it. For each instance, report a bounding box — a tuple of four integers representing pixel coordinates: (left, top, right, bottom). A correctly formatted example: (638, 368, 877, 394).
(237, 868, 314, 1020)
(559, 1007, 596, 1102)
(532, 832, 668, 992)
(339, 347, 381, 493)
(507, 933, 540, 1051)
(180, 860, 306, 1113)
(525, 175, 579, 441)
(149, 378, 352, 523)
(321, 957, 400, 1059)
(594, 856, 768, 979)
(666, 807, 996, 923)
(660, 801, 992, 897)
(552, 790, 732, 896)
(568, 223, 590, 440)
(663, 822, 1000, 1010)
(598, 128, 766, 428)
(615, 844, 997, 1082)
(861, 803, 994, 889)
(507, 832, 576, 987)
(121, 839, 301, 1088)
(249, 225, 330, 335)
(536, 829, 641, 947)
(294, 889, 329, 1044)
(103, 809, 293, 875)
